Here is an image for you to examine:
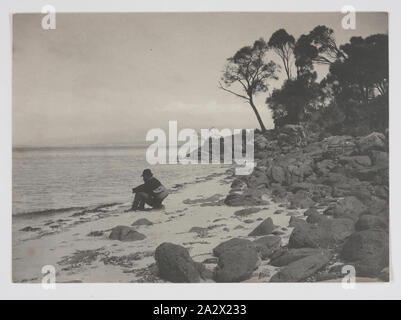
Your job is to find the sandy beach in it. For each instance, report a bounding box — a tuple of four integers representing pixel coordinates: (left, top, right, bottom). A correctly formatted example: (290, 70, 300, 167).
(13, 126, 390, 284)
(6, 11, 392, 302)
(12, 167, 299, 283)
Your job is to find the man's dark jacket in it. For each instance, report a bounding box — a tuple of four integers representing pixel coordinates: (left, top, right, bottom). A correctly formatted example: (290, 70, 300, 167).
(132, 177, 162, 196)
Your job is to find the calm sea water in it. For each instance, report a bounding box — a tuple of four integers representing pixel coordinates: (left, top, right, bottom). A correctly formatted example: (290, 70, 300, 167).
(12, 146, 223, 216)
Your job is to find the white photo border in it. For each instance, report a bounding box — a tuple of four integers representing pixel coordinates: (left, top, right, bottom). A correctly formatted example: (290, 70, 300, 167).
(0, 0, 398, 300)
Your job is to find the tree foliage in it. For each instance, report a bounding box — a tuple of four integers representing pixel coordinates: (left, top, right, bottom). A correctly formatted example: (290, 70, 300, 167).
(268, 29, 295, 79)
(294, 25, 342, 75)
(267, 25, 388, 133)
(267, 72, 321, 126)
(330, 34, 388, 103)
(220, 39, 278, 132)
(220, 24, 388, 135)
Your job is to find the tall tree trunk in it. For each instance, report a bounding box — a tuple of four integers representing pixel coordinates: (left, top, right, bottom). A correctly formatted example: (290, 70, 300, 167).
(283, 57, 291, 80)
(249, 98, 266, 132)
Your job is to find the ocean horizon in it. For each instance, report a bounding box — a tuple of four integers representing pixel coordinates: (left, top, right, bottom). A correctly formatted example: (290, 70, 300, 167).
(12, 144, 223, 216)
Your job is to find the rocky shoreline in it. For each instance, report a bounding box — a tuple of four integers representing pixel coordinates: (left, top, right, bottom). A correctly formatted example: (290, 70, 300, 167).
(13, 126, 389, 283)
(150, 125, 389, 283)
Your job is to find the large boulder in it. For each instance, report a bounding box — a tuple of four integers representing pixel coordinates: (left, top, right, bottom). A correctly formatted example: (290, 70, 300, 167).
(306, 211, 328, 224)
(268, 166, 286, 184)
(213, 242, 259, 282)
(252, 236, 281, 260)
(304, 141, 325, 158)
(270, 184, 289, 202)
(321, 137, 357, 158)
(290, 190, 315, 209)
(277, 124, 307, 147)
(288, 182, 315, 194)
(269, 248, 329, 267)
(224, 188, 269, 207)
(360, 197, 388, 217)
(224, 192, 244, 206)
(322, 135, 355, 151)
(299, 162, 314, 178)
(319, 172, 347, 186)
(254, 134, 269, 151)
(354, 165, 389, 184)
(230, 178, 247, 191)
(213, 236, 279, 262)
(303, 207, 319, 217)
(315, 159, 336, 176)
(369, 151, 388, 166)
(155, 243, 207, 283)
(339, 155, 372, 169)
(324, 196, 367, 221)
(341, 230, 389, 277)
(357, 132, 386, 153)
(246, 168, 269, 188)
(374, 185, 389, 200)
(270, 251, 332, 282)
(288, 223, 333, 249)
(285, 165, 304, 185)
(109, 226, 146, 242)
(355, 214, 388, 231)
(288, 217, 354, 249)
(213, 238, 253, 257)
(289, 183, 332, 200)
(319, 218, 355, 242)
(288, 216, 308, 228)
(248, 218, 276, 236)
(320, 173, 372, 199)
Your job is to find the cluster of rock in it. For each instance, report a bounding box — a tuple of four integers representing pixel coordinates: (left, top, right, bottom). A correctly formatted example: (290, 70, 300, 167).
(154, 243, 212, 282)
(154, 234, 281, 283)
(152, 217, 283, 283)
(107, 218, 154, 242)
(109, 125, 389, 283)
(222, 125, 389, 282)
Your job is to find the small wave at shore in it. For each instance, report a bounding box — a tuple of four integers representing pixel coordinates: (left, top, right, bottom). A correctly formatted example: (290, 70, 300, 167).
(13, 202, 124, 219)
(12, 173, 224, 219)
(13, 146, 228, 217)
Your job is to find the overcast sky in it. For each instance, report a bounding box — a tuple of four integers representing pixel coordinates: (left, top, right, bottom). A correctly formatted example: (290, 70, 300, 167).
(13, 12, 388, 147)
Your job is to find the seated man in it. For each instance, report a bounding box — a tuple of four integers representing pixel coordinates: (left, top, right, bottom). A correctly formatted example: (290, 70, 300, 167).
(130, 169, 169, 211)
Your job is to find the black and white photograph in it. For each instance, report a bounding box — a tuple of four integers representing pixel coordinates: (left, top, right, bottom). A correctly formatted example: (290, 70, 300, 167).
(11, 10, 390, 284)
(1, 0, 400, 303)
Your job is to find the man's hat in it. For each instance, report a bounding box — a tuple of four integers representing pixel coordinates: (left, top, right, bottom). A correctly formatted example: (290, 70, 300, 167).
(141, 169, 153, 177)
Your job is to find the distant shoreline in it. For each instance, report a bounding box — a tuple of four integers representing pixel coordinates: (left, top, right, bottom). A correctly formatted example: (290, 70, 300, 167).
(12, 164, 228, 217)
(12, 144, 150, 152)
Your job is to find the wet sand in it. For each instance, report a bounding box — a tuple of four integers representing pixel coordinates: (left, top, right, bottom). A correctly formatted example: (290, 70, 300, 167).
(12, 167, 300, 283)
